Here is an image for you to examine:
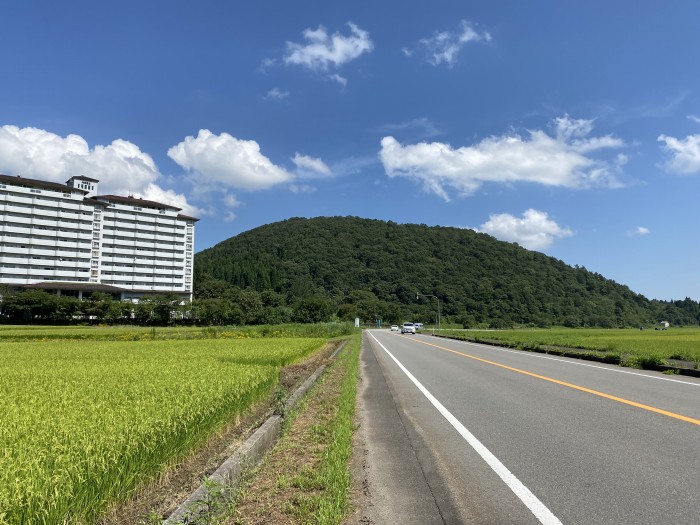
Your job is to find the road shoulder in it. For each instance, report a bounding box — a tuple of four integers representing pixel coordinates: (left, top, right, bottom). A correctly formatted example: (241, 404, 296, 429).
(345, 331, 450, 524)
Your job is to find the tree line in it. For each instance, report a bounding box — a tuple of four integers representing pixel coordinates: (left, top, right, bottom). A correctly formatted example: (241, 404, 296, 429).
(192, 216, 700, 328)
(3, 216, 700, 327)
(0, 287, 336, 326)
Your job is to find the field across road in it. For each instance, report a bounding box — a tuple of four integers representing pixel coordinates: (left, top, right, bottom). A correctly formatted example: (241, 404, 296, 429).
(437, 327, 700, 369)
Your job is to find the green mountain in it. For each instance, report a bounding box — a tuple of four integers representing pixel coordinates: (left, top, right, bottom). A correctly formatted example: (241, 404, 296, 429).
(193, 216, 700, 327)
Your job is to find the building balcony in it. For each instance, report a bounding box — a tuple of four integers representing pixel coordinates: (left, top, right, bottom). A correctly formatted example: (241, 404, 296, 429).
(135, 240, 157, 249)
(154, 233, 179, 243)
(27, 217, 57, 228)
(1, 224, 31, 235)
(25, 248, 58, 257)
(103, 247, 141, 257)
(154, 276, 179, 284)
(56, 240, 81, 249)
(134, 233, 156, 241)
(0, 275, 33, 285)
(30, 268, 88, 278)
(1, 195, 33, 206)
(0, 255, 32, 265)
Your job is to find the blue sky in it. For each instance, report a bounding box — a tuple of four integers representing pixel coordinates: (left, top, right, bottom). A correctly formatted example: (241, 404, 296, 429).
(2, 1, 700, 301)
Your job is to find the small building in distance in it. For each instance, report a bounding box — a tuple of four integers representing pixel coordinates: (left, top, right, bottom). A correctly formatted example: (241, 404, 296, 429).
(659, 321, 670, 330)
(0, 174, 197, 301)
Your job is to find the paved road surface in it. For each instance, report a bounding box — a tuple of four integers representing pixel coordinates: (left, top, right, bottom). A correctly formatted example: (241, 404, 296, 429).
(348, 330, 700, 524)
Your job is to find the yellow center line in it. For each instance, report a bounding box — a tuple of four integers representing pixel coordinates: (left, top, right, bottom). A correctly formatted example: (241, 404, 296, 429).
(415, 337, 700, 427)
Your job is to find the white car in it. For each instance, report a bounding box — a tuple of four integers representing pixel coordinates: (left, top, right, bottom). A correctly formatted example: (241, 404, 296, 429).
(401, 322, 416, 334)
(390, 325, 399, 332)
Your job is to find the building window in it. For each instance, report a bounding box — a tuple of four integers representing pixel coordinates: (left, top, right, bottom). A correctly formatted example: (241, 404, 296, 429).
(92, 232, 100, 239)
(93, 241, 100, 248)
(91, 270, 99, 277)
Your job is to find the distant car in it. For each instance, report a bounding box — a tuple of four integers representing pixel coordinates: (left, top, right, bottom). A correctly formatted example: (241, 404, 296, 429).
(414, 322, 424, 332)
(401, 322, 416, 334)
(390, 325, 399, 332)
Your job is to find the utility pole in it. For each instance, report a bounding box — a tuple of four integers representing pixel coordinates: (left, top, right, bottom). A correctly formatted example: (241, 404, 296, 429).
(416, 292, 441, 334)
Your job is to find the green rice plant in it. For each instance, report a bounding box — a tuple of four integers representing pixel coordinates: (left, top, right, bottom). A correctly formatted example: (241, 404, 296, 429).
(0, 337, 325, 524)
(0, 322, 354, 343)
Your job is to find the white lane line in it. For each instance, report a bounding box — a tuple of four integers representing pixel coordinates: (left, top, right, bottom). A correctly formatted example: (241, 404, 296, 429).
(447, 337, 700, 387)
(369, 332, 563, 525)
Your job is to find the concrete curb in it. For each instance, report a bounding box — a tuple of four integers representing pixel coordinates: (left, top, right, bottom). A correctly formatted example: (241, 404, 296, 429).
(163, 339, 348, 524)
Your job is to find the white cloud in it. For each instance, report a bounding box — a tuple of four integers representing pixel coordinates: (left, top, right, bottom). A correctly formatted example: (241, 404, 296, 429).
(414, 20, 491, 68)
(329, 73, 348, 87)
(330, 155, 378, 177)
(552, 115, 594, 141)
(223, 194, 242, 208)
(266, 87, 289, 99)
(258, 58, 277, 72)
(378, 117, 442, 140)
(614, 153, 629, 167)
(292, 153, 332, 178)
(289, 183, 316, 194)
(0, 125, 199, 215)
(222, 194, 241, 222)
(629, 226, 650, 236)
(284, 22, 373, 73)
(379, 115, 625, 200)
(658, 134, 700, 174)
(168, 129, 293, 192)
(478, 209, 573, 250)
(687, 115, 700, 124)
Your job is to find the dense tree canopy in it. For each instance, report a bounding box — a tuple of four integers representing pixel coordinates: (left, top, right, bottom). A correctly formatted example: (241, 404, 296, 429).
(193, 216, 700, 328)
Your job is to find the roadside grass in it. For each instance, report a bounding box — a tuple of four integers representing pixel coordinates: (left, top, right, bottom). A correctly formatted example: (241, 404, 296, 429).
(224, 331, 361, 525)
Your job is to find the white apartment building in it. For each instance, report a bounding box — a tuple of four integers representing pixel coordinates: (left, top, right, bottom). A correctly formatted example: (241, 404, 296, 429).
(0, 174, 197, 301)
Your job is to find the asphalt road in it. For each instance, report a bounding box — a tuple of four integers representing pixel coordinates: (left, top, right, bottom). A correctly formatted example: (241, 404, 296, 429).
(350, 330, 700, 525)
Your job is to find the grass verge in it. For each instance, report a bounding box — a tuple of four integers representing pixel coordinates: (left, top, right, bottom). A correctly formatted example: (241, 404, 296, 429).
(223, 331, 361, 525)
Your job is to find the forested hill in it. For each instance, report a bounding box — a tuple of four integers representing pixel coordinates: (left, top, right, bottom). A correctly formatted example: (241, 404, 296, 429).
(193, 216, 700, 327)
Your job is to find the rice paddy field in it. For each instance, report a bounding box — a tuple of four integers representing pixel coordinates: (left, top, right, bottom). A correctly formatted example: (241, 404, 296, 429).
(439, 327, 700, 367)
(0, 324, 350, 525)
